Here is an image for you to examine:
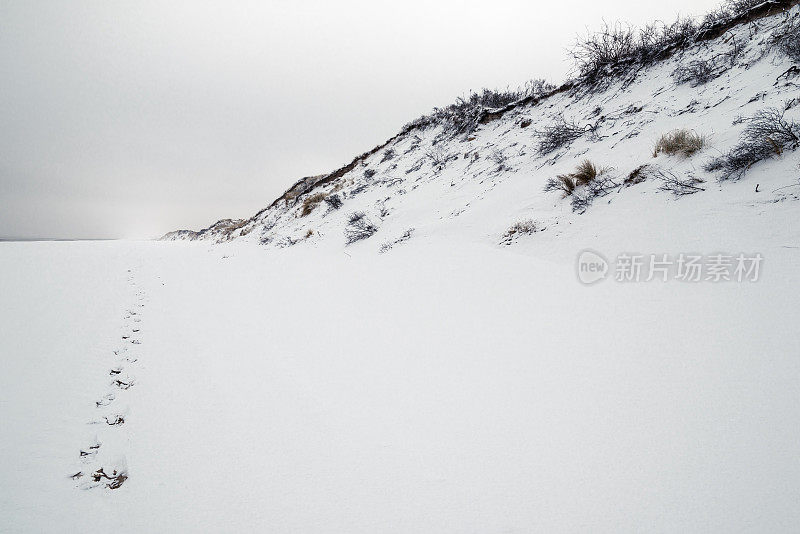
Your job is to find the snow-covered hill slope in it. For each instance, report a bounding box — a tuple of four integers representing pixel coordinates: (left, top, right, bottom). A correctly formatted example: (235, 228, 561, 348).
(163, 2, 800, 255)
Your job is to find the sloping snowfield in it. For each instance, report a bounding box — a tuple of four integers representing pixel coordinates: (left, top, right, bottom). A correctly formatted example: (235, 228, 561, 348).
(2, 225, 799, 531)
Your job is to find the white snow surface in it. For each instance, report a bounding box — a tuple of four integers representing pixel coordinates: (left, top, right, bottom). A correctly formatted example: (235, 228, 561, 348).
(3, 7, 800, 533)
(2, 222, 800, 532)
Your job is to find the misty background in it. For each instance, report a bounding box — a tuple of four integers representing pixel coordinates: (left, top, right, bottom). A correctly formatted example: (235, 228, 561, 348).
(1, 0, 720, 239)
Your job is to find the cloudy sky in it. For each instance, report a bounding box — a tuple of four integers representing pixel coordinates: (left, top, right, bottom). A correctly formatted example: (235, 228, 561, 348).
(1, 0, 721, 239)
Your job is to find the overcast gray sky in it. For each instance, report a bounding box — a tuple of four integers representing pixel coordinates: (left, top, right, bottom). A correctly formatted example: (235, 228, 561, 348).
(1, 0, 721, 239)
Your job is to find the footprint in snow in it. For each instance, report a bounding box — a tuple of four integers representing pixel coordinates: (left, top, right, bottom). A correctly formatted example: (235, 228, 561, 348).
(112, 378, 134, 390)
(102, 414, 125, 426)
(95, 393, 115, 407)
(90, 467, 128, 489)
(79, 441, 101, 460)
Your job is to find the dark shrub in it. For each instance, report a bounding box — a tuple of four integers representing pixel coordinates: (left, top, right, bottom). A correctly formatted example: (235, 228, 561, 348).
(705, 108, 799, 180)
(658, 172, 706, 195)
(380, 148, 396, 163)
(775, 19, 800, 63)
(543, 160, 610, 197)
(544, 175, 576, 196)
(534, 117, 586, 155)
(324, 193, 343, 211)
(569, 0, 773, 83)
(673, 59, 717, 86)
(425, 147, 455, 170)
(570, 21, 637, 78)
(344, 211, 378, 244)
(404, 80, 554, 137)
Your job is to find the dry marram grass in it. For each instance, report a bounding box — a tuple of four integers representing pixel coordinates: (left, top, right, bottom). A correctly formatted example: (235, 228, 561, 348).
(299, 192, 328, 217)
(653, 129, 705, 157)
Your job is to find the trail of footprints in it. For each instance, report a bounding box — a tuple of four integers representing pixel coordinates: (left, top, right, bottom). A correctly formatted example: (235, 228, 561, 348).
(70, 268, 146, 490)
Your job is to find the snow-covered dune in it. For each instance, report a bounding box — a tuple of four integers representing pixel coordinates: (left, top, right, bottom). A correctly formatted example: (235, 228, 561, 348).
(162, 3, 800, 256)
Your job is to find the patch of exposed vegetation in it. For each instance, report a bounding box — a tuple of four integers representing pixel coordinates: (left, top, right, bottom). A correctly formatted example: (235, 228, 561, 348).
(544, 160, 610, 196)
(673, 59, 718, 86)
(379, 228, 414, 253)
(534, 117, 588, 155)
(544, 160, 619, 212)
(324, 193, 343, 211)
(344, 211, 378, 244)
(300, 192, 327, 217)
(404, 80, 554, 137)
(653, 129, 705, 157)
(380, 148, 396, 163)
(705, 107, 799, 180)
(500, 220, 540, 244)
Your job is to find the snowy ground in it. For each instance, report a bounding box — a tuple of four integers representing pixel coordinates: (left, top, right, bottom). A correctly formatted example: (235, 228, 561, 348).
(2, 222, 799, 531)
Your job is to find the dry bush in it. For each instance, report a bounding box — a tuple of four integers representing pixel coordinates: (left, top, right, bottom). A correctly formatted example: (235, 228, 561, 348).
(705, 107, 799, 180)
(324, 193, 343, 211)
(653, 129, 705, 157)
(534, 117, 586, 155)
(425, 146, 456, 170)
(380, 148, 396, 163)
(403, 80, 555, 137)
(658, 172, 706, 195)
(570, 17, 697, 80)
(379, 228, 414, 253)
(344, 211, 378, 244)
(330, 178, 350, 193)
(490, 149, 510, 172)
(703, 0, 776, 26)
(299, 192, 327, 217)
(570, 173, 620, 212)
(774, 19, 800, 62)
(543, 160, 618, 212)
(544, 159, 610, 197)
(570, 21, 636, 78)
(624, 164, 705, 195)
(572, 159, 606, 185)
(569, 0, 772, 83)
(502, 220, 539, 242)
(624, 164, 651, 186)
(543, 175, 577, 196)
(405, 157, 426, 174)
(673, 59, 717, 86)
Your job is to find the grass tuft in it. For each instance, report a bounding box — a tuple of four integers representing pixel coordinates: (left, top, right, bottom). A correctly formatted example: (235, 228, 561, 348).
(299, 192, 327, 217)
(653, 129, 705, 157)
